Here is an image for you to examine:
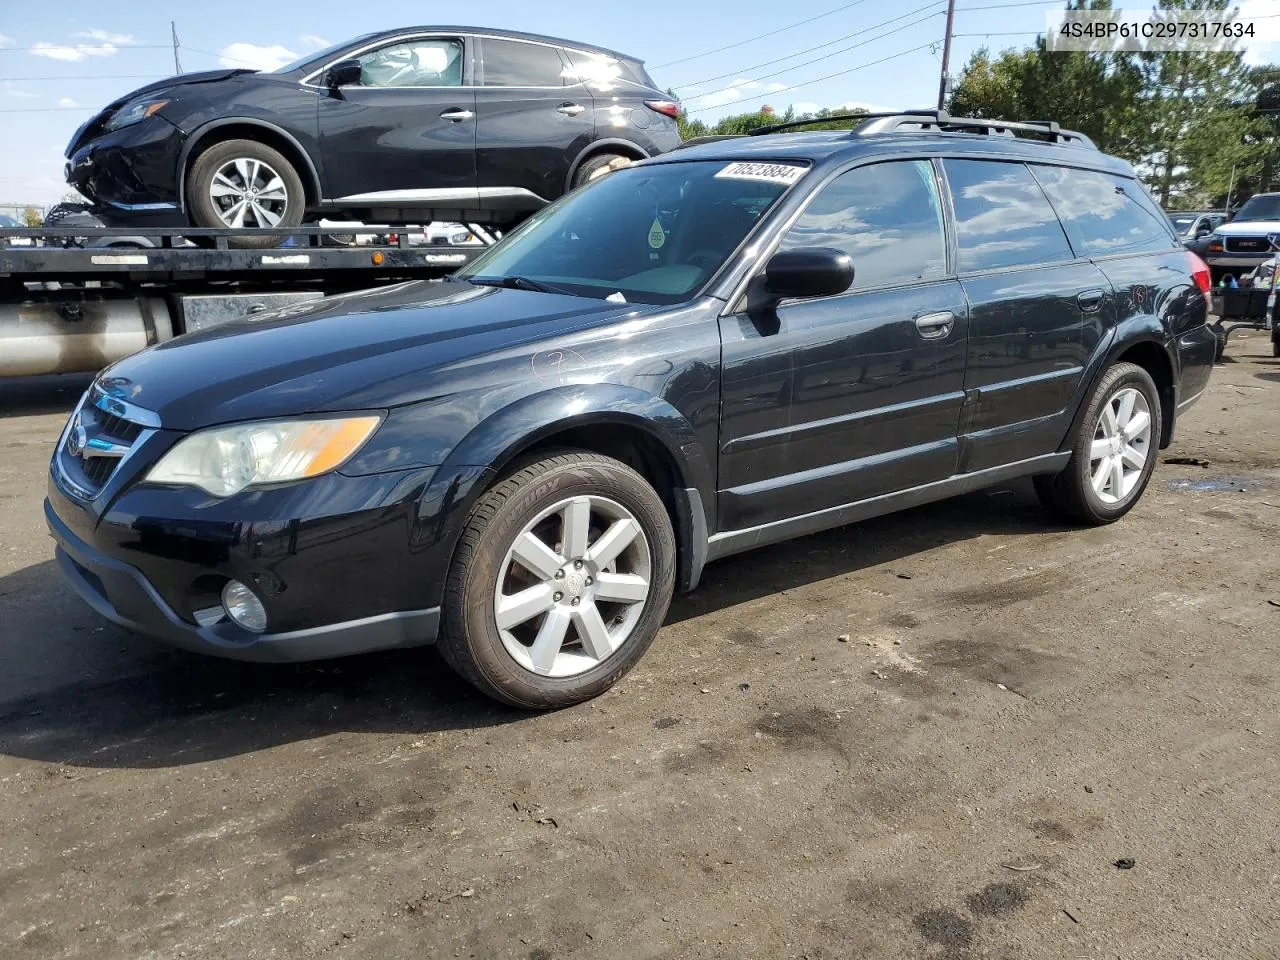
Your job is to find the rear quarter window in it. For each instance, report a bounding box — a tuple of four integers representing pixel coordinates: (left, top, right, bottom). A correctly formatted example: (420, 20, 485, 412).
(1032, 165, 1177, 257)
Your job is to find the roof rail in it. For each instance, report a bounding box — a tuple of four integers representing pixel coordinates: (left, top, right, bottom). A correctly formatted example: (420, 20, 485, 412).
(747, 108, 1096, 148)
(670, 134, 746, 150)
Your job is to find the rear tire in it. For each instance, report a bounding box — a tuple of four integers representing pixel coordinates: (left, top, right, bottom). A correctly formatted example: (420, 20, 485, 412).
(1035, 362, 1161, 526)
(186, 139, 304, 249)
(439, 452, 676, 709)
(571, 152, 634, 188)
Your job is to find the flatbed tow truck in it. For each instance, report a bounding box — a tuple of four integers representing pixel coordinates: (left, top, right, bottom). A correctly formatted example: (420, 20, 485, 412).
(0, 224, 493, 379)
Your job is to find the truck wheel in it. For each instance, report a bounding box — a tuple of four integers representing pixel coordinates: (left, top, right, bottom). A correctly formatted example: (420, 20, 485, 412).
(1034, 362, 1161, 526)
(439, 452, 676, 709)
(186, 140, 304, 249)
(572, 152, 634, 188)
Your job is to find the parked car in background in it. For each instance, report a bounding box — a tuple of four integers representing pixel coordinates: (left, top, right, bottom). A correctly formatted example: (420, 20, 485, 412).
(1204, 192, 1280, 281)
(45, 111, 1214, 708)
(0, 213, 35, 246)
(62, 27, 680, 247)
(1168, 210, 1224, 241)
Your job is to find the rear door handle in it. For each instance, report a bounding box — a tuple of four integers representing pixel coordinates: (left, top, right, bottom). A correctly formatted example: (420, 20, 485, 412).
(439, 109, 474, 122)
(1077, 288, 1106, 312)
(914, 310, 955, 339)
(557, 103, 586, 117)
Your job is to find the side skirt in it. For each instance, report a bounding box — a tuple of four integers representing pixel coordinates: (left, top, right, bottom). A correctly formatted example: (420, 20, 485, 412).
(705, 453, 1069, 562)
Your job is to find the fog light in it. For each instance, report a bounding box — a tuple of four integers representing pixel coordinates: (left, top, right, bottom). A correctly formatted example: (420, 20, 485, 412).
(222, 580, 267, 633)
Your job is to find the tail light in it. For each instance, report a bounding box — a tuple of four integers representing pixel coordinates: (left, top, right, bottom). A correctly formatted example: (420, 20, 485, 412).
(644, 100, 680, 119)
(1188, 252, 1211, 295)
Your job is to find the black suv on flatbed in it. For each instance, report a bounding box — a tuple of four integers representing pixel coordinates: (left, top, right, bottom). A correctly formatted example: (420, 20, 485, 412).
(46, 110, 1216, 708)
(63, 26, 679, 246)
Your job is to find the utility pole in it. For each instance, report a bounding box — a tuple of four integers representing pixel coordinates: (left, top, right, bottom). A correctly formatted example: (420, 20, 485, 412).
(937, 0, 956, 111)
(171, 21, 182, 75)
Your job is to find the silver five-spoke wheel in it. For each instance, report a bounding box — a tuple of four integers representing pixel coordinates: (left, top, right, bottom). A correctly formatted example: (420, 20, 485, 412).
(1089, 386, 1151, 505)
(494, 494, 651, 678)
(209, 157, 289, 228)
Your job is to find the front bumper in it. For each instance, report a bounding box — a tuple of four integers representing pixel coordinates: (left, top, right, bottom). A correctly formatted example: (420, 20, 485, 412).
(65, 116, 186, 224)
(1205, 252, 1273, 269)
(45, 444, 446, 661)
(48, 500, 438, 661)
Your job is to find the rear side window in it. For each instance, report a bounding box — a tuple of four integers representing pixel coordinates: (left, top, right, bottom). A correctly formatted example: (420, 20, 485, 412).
(483, 38, 566, 87)
(943, 159, 1074, 272)
(780, 160, 948, 290)
(1032, 165, 1176, 256)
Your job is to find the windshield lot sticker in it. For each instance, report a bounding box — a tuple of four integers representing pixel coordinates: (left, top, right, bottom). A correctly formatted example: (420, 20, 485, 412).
(715, 162, 806, 185)
(648, 218, 666, 249)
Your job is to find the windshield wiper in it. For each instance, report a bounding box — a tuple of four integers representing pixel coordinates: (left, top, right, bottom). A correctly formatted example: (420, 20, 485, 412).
(466, 275, 576, 296)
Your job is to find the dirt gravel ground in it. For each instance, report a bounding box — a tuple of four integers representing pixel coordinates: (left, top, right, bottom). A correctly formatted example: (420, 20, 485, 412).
(1, 336, 1278, 960)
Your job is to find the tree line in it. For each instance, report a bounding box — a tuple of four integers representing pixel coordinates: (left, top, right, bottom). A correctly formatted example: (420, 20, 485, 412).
(677, 0, 1278, 211)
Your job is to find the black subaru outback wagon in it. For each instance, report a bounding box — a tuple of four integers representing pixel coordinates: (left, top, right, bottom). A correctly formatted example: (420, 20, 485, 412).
(47, 111, 1216, 708)
(63, 26, 679, 245)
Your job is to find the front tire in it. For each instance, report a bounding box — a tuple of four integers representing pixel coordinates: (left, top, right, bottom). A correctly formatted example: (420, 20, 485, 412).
(186, 139, 304, 249)
(1035, 362, 1161, 525)
(439, 452, 676, 709)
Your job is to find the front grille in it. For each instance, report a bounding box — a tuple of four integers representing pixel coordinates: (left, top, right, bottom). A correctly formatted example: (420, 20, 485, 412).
(1225, 236, 1271, 254)
(56, 387, 155, 500)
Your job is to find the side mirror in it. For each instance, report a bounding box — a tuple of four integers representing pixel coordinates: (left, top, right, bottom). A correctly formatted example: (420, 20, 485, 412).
(1195, 225, 1212, 237)
(324, 59, 362, 89)
(764, 248, 854, 300)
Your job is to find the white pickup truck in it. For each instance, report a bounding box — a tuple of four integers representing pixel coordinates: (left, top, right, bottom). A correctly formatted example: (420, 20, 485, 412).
(1204, 192, 1280, 278)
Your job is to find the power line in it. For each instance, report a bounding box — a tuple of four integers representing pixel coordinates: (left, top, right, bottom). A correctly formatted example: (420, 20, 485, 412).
(683, 11, 945, 104)
(687, 39, 943, 115)
(674, 1, 944, 90)
(0, 105, 94, 113)
(651, 0, 877, 69)
(0, 74, 162, 81)
(0, 43, 169, 52)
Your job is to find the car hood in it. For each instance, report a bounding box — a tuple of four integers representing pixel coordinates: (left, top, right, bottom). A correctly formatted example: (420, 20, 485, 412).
(67, 69, 259, 154)
(95, 280, 664, 431)
(1216, 219, 1280, 236)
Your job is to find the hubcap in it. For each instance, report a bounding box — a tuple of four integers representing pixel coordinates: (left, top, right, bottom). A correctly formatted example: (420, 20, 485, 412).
(208, 157, 288, 228)
(494, 495, 651, 678)
(1090, 386, 1152, 505)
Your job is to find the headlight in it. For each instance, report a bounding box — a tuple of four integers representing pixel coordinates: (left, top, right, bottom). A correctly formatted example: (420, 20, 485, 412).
(104, 97, 171, 132)
(145, 416, 381, 497)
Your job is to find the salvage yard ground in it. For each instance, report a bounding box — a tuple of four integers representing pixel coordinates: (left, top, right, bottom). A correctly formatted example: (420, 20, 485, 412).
(1, 337, 1278, 959)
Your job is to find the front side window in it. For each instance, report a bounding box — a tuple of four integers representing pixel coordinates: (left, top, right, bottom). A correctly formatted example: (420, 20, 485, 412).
(457, 160, 804, 305)
(1032, 165, 1176, 257)
(356, 39, 463, 88)
(482, 38, 566, 87)
(944, 159, 1073, 272)
(780, 160, 947, 290)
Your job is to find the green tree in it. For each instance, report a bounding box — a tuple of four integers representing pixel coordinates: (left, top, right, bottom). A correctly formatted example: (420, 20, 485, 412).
(1140, 0, 1263, 206)
(22, 206, 41, 227)
(948, 1, 1146, 162)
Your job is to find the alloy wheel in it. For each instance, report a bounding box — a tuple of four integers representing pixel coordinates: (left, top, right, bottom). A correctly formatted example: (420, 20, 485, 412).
(493, 495, 652, 678)
(1089, 386, 1152, 505)
(208, 157, 289, 228)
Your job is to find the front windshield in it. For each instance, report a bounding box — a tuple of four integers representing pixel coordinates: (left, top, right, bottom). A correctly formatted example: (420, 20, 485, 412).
(1234, 194, 1280, 222)
(272, 35, 375, 75)
(458, 159, 807, 305)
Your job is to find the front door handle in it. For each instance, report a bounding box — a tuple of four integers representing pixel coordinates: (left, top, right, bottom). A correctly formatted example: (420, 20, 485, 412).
(439, 108, 474, 122)
(557, 102, 586, 117)
(914, 310, 955, 339)
(1077, 288, 1106, 312)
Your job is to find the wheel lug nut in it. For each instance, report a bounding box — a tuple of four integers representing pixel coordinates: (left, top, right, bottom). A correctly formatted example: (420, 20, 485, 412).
(554, 570, 564, 579)
(571, 597, 580, 606)
(585, 576, 593, 585)
(574, 560, 583, 569)
(553, 592, 563, 602)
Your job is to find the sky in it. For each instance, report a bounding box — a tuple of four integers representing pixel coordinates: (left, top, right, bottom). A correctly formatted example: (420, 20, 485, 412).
(2, 0, 1278, 206)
